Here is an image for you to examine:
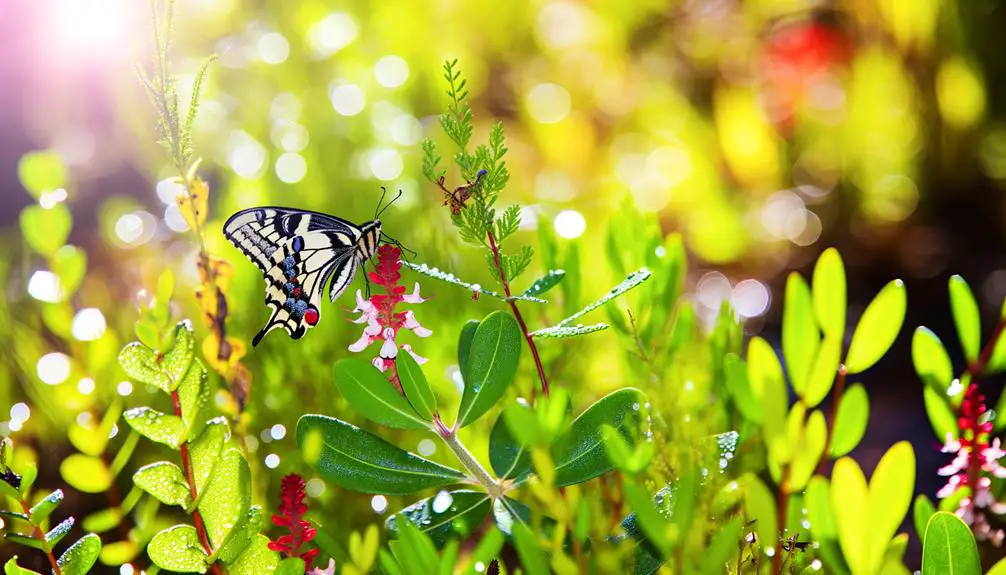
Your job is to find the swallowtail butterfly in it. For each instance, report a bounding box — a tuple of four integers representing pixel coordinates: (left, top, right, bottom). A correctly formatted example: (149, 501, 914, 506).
(224, 197, 399, 346)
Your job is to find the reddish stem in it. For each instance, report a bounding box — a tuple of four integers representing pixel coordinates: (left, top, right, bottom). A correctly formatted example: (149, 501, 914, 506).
(816, 364, 848, 475)
(967, 317, 1006, 379)
(172, 391, 223, 575)
(17, 499, 62, 575)
(486, 230, 550, 398)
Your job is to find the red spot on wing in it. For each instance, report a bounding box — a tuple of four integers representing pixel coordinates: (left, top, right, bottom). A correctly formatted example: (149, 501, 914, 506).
(304, 307, 320, 326)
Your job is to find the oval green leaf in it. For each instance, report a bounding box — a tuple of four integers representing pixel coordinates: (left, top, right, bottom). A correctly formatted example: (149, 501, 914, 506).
(118, 343, 172, 392)
(46, 518, 74, 546)
(832, 457, 870, 575)
(297, 415, 464, 495)
(20, 204, 71, 257)
(914, 494, 936, 543)
(134, 462, 191, 508)
(949, 275, 981, 363)
(512, 523, 549, 575)
(831, 383, 869, 457)
(123, 407, 185, 449)
(922, 512, 980, 575)
(868, 441, 916, 570)
(189, 417, 228, 499)
(29, 489, 63, 524)
(226, 534, 280, 575)
(18, 149, 67, 197)
(846, 279, 907, 374)
(81, 507, 122, 534)
(489, 410, 531, 481)
(783, 272, 819, 395)
(57, 533, 102, 575)
(198, 448, 250, 550)
(789, 410, 826, 491)
(747, 337, 787, 442)
(913, 327, 953, 393)
(60, 454, 112, 493)
(4, 557, 42, 575)
(396, 352, 437, 422)
(385, 490, 492, 548)
(457, 311, 523, 428)
(148, 525, 208, 574)
(551, 388, 648, 487)
(740, 473, 776, 550)
(804, 335, 842, 408)
(457, 320, 479, 377)
(924, 386, 957, 441)
(724, 354, 762, 423)
(333, 358, 428, 430)
(813, 248, 847, 339)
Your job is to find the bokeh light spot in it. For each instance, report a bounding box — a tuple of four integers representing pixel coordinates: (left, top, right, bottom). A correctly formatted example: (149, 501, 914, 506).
(37, 352, 71, 385)
(257, 33, 290, 64)
(527, 83, 571, 123)
(553, 209, 586, 239)
(28, 271, 62, 303)
(369, 149, 403, 181)
(275, 153, 307, 184)
(374, 55, 410, 88)
(72, 308, 107, 341)
(330, 83, 365, 116)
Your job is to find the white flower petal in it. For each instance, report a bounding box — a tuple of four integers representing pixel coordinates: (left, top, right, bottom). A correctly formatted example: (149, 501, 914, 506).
(402, 282, 428, 303)
(401, 344, 428, 364)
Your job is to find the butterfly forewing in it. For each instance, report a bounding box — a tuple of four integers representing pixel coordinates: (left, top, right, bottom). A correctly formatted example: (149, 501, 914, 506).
(223, 207, 375, 346)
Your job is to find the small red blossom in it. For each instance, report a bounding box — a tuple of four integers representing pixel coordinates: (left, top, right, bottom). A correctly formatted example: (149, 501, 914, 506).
(937, 383, 1006, 545)
(348, 244, 430, 390)
(268, 474, 319, 569)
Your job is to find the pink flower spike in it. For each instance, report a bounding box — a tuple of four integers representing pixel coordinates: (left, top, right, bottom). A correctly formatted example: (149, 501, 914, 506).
(401, 344, 428, 364)
(402, 282, 428, 304)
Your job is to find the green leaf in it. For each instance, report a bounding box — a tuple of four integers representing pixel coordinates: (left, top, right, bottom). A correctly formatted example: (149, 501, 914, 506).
(521, 270, 565, 298)
(813, 248, 847, 339)
(988, 557, 1006, 575)
(333, 358, 429, 430)
(133, 462, 192, 508)
(297, 415, 465, 495)
(805, 477, 843, 570)
(226, 534, 280, 575)
(123, 407, 185, 449)
(20, 204, 71, 256)
(177, 360, 210, 440)
(913, 327, 954, 393)
(746, 337, 787, 443)
(45, 518, 74, 546)
(148, 525, 209, 574)
(396, 520, 440, 575)
(830, 383, 869, 457)
(489, 411, 531, 480)
(949, 275, 981, 363)
(740, 473, 776, 552)
(189, 417, 229, 498)
(832, 457, 869, 575)
(57, 533, 102, 575)
(99, 540, 139, 565)
(275, 559, 306, 575)
(622, 480, 671, 558)
(512, 523, 549, 575)
(789, 409, 826, 491)
(457, 311, 523, 428)
(804, 335, 842, 408)
(81, 507, 122, 534)
(4, 533, 44, 550)
(921, 512, 980, 575)
(18, 149, 67, 197)
(457, 320, 479, 378)
(60, 454, 112, 493)
(4, 557, 41, 575)
(724, 354, 761, 422)
(398, 352, 437, 421)
(783, 272, 820, 395)
(216, 506, 264, 564)
(198, 448, 250, 550)
(385, 490, 492, 548)
(924, 386, 957, 441)
(163, 320, 196, 384)
(118, 343, 172, 391)
(914, 495, 936, 543)
(551, 388, 648, 486)
(846, 279, 907, 374)
(52, 245, 87, 298)
(868, 441, 916, 564)
(602, 424, 653, 475)
(701, 516, 743, 575)
(29, 489, 63, 524)
(543, 267, 651, 329)
(529, 323, 608, 339)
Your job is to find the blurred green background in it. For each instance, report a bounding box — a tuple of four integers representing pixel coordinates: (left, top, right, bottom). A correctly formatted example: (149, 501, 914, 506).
(2, 0, 1006, 571)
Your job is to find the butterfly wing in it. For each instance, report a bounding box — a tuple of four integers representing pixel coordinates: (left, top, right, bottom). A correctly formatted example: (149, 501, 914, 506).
(223, 207, 364, 345)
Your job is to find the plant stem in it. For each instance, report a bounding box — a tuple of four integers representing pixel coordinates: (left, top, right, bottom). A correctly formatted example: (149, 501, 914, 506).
(815, 363, 847, 476)
(772, 465, 791, 575)
(434, 413, 503, 498)
(967, 316, 1006, 378)
(485, 229, 550, 398)
(16, 498, 62, 575)
(172, 390, 223, 575)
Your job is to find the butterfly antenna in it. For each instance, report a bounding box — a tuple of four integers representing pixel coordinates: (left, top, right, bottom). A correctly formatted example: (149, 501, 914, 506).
(381, 231, 417, 261)
(377, 189, 403, 219)
(374, 186, 389, 220)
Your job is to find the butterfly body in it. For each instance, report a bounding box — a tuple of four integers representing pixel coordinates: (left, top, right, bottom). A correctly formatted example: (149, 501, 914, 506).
(223, 207, 381, 346)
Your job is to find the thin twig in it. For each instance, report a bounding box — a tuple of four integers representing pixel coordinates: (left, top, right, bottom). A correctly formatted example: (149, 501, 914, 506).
(815, 364, 847, 476)
(16, 498, 62, 575)
(486, 230, 550, 397)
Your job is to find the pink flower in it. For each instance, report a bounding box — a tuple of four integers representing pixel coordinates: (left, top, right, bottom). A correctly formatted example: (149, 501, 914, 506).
(937, 383, 1006, 545)
(347, 244, 430, 391)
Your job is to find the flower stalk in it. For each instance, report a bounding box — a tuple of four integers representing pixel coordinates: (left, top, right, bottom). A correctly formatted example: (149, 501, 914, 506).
(268, 474, 319, 570)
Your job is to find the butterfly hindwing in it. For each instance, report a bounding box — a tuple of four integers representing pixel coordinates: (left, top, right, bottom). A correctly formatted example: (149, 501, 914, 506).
(252, 232, 354, 346)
